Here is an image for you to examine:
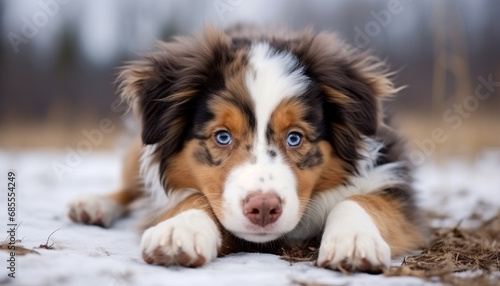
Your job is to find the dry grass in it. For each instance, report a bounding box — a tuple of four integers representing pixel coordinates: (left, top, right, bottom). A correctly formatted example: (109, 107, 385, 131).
(36, 228, 61, 250)
(281, 244, 319, 264)
(280, 212, 500, 285)
(0, 241, 39, 255)
(385, 213, 500, 285)
(0, 228, 63, 255)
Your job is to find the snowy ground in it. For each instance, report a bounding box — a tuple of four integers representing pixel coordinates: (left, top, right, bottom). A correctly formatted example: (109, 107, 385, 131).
(0, 148, 499, 286)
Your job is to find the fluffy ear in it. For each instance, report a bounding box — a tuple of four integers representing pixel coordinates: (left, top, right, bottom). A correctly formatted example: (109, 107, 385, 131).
(292, 29, 401, 168)
(294, 30, 400, 135)
(118, 58, 164, 144)
(117, 27, 231, 158)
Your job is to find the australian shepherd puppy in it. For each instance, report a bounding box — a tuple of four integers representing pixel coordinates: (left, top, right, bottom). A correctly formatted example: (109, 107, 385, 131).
(68, 26, 424, 273)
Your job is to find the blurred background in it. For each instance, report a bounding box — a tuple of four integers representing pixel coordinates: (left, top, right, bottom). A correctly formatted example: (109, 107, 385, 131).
(0, 0, 499, 163)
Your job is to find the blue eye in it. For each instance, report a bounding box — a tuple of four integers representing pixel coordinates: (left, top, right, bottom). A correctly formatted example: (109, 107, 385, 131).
(286, 132, 302, 147)
(215, 131, 232, 145)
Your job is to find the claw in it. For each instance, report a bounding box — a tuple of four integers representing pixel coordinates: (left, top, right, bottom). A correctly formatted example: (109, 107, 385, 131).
(190, 255, 206, 268)
(359, 249, 366, 259)
(143, 252, 154, 264)
(68, 209, 77, 222)
(80, 210, 90, 223)
(176, 251, 191, 265)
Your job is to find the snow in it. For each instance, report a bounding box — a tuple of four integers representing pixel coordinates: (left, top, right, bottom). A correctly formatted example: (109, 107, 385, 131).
(415, 150, 500, 228)
(1, 148, 499, 286)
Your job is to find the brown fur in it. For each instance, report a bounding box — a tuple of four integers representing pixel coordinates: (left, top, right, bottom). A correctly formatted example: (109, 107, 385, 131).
(150, 193, 214, 226)
(349, 194, 424, 255)
(108, 138, 143, 207)
(164, 98, 255, 222)
(268, 97, 348, 214)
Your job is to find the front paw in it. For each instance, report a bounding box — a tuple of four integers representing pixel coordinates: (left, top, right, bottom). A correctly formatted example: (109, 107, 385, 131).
(68, 194, 124, 228)
(317, 201, 391, 273)
(141, 209, 221, 267)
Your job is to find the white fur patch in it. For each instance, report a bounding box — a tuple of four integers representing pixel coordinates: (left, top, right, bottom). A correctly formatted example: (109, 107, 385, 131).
(317, 200, 391, 271)
(140, 209, 220, 266)
(140, 145, 167, 206)
(246, 42, 310, 145)
(287, 138, 406, 241)
(67, 194, 124, 228)
(221, 156, 299, 242)
(218, 43, 310, 243)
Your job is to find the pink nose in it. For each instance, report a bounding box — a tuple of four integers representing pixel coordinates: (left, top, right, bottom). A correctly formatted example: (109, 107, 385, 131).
(243, 192, 282, 227)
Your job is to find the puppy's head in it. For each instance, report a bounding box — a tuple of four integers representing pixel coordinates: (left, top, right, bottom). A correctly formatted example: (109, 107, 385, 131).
(119, 27, 398, 243)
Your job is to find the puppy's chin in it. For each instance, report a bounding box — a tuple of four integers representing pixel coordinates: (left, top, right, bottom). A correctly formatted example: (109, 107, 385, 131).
(219, 206, 302, 243)
(231, 231, 284, 243)
(221, 216, 301, 243)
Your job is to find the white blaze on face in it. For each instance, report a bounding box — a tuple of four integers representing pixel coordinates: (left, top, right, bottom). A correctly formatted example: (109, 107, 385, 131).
(246, 43, 309, 147)
(221, 43, 310, 242)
